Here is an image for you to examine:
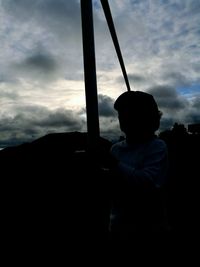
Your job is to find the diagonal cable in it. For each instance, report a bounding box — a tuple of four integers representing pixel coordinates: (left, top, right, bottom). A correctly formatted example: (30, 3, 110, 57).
(100, 0, 131, 91)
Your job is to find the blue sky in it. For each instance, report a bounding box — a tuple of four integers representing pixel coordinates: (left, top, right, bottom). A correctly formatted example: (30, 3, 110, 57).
(0, 0, 200, 147)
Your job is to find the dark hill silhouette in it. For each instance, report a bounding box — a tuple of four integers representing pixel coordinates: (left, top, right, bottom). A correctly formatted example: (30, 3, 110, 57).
(1, 131, 112, 178)
(1, 131, 111, 157)
(1, 131, 113, 256)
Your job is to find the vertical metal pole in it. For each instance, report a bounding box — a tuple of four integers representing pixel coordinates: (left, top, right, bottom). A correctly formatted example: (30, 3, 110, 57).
(81, 0, 100, 150)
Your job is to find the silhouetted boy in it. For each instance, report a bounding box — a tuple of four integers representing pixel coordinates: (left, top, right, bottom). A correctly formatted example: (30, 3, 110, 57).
(109, 91, 168, 243)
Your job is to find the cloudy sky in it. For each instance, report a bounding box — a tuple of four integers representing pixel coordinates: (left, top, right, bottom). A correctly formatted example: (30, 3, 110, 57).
(0, 0, 200, 147)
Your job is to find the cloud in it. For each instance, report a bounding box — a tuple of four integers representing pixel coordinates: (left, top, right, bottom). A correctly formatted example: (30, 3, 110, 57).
(159, 117, 176, 132)
(100, 116, 121, 142)
(96, 94, 122, 140)
(13, 52, 59, 82)
(128, 74, 146, 84)
(98, 94, 115, 117)
(1, 0, 82, 56)
(0, 105, 85, 147)
(0, 0, 200, 144)
(0, 73, 18, 84)
(147, 85, 188, 111)
(147, 85, 200, 130)
(1, 0, 81, 35)
(184, 94, 200, 124)
(146, 85, 189, 130)
(116, 74, 146, 91)
(79, 94, 116, 118)
(0, 89, 19, 100)
(187, 0, 200, 14)
(21, 54, 57, 72)
(191, 95, 200, 109)
(161, 71, 189, 87)
(1, 0, 83, 83)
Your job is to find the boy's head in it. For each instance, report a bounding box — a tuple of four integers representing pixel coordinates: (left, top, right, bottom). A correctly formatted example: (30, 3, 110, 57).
(114, 91, 161, 138)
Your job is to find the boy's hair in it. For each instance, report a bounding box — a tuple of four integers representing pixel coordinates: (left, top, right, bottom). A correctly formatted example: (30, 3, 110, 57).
(114, 91, 162, 132)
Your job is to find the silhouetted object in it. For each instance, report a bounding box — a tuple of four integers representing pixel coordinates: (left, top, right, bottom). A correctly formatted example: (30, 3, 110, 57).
(81, 0, 100, 149)
(159, 124, 200, 236)
(100, 0, 131, 92)
(188, 123, 200, 134)
(1, 132, 112, 257)
(109, 91, 169, 243)
(172, 122, 188, 136)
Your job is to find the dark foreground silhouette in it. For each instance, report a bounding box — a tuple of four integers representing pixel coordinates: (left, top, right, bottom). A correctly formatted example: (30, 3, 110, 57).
(1, 132, 112, 260)
(159, 125, 200, 235)
(1, 128, 200, 261)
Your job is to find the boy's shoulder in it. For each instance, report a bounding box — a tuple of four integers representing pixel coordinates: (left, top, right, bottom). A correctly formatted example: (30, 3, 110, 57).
(110, 140, 126, 156)
(147, 137, 168, 154)
(151, 136, 167, 147)
(111, 139, 126, 149)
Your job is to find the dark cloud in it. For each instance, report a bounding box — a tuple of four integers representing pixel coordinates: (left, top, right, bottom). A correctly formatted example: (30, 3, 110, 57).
(191, 95, 200, 109)
(0, 72, 18, 84)
(116, 74, 146, 86)
(22, 54, 57, 72)
(68, 94, 120, 141)
(2, 0, 81, 40)
(147, 85, 188, 111)
(12, 51, 62, 82)
(188, 0, 200, 14)
(1, 0, 83, 83)
(147, 87, 200, 130)
(161, 71, 189, 87)
(159, 117, 175, 132)
(35, 108, 82, 128)
(1, 0, 37, 20)
(97, 94, 121, 140)
(100, 119, 122, 142)
(184, 95, 200, 124)
(128, 74, 146, 83)
(0, 106, 85, 147)
(186, 112, 200, 125)
(0, 74, 6, 84)
(192, 62, 200, 73)
(98, 94, 115, 117)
